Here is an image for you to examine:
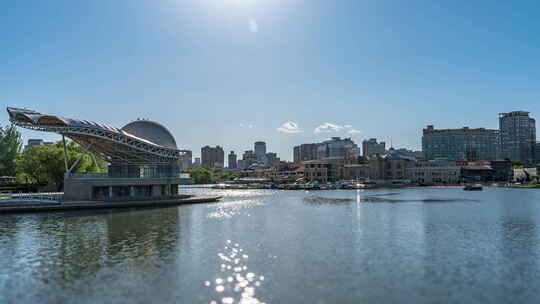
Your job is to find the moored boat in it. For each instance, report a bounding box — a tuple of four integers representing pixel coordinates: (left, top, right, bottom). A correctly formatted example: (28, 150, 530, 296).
(463, 184, 483, 191)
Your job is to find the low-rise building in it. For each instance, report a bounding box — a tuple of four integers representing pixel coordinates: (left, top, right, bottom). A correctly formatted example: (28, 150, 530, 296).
(407, 159, 461, 184)
(368, 153, 414, 182)
(342, 164, 371, 181)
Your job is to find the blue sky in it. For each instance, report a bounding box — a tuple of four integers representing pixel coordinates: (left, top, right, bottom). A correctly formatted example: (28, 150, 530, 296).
(2, 0, 540, 161)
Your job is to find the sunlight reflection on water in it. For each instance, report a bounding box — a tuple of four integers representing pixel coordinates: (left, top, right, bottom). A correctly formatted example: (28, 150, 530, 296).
(205, 240, 267, 304)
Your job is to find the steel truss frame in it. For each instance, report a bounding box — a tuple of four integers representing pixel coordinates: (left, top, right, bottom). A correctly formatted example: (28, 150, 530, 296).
(11, 120, 186, 164)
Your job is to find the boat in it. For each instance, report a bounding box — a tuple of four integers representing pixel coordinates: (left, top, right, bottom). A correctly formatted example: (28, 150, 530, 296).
(463, 184, 483, 191)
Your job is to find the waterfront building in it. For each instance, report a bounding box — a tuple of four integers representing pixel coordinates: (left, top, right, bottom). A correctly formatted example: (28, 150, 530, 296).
(455, 159, 513, 182)
(303, 160, 334, 183)
(179, 150, 192, 170)
(368, 153, 414, 182)
(362, 138, 386, 158)
(254, 141, 267, 161)
(7, 107, 192, 201)
(201, 145, 224, 168)
(342, 164, 371, 181)
(303, 157, 360, 183)
(293, 143, 320, 163)
(228, 151, 237, 169)
(193, 157, 201, 167)
(489, 159, 514, 182)
(499, 111, 536, 164)
(406, 158, 461, 184)
(422, 125, 500, 161)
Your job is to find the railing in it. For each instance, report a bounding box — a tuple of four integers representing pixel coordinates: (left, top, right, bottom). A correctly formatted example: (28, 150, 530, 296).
(0, 192, 63, 202)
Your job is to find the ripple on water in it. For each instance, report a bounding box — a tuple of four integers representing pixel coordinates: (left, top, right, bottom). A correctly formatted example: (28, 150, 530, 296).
(207, 199, 265, 219)
(204, 240, 267, 304)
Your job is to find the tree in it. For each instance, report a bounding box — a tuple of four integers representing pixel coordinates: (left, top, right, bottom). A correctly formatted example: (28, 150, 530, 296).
(0, 124, 22, 177)
(183, 166, 214, 184)
(16, 140, 106, 188)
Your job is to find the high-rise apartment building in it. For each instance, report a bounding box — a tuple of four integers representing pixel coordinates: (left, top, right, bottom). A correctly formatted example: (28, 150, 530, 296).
(362, 138, 386, 158)
(228, 151, 237, 169)
(238, 150, 257, 169)
(422, 125, 500, 161)
(262, 152, 280, 165)
(499, 111, 536, 164)
(293, 143, 320, 163)
(318, 137, 359, 159)
(201, 145, 224, 168)
(254, 141, 267, 161)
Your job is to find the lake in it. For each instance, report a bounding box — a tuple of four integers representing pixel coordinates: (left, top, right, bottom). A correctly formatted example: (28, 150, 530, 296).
(1, 187, 540, 304)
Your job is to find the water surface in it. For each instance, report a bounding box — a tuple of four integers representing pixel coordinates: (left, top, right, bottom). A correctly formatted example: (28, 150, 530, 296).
(1, 187, 540, 303)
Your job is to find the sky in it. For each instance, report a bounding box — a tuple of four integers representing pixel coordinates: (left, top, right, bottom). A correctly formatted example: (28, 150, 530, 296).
(2, 0, 540, 161)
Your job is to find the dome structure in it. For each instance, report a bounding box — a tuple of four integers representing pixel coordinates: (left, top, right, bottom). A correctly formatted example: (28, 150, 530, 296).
(121, 120, 178, 149)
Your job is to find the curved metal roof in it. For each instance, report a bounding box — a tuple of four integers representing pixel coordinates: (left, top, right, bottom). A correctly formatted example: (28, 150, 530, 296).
(122, 120, 178, 149)
(6, 107, 184, 164)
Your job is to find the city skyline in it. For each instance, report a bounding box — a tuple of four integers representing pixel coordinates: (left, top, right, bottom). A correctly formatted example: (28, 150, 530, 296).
(3, 1, 540, 160)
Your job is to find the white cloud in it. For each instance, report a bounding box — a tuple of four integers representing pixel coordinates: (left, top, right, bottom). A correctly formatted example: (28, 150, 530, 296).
(249, 18, 258, 33)
(344, 125, 352, 129)
(239, 123, 254, 129)
(314, 123, 345, 134)
(277, 121, 302, 134)
(348, 129, 363, 134)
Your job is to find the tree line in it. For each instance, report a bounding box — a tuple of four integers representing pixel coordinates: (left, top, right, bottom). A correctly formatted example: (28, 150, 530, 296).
(182, 166, 240, 184)
(0, 124, 105, 189)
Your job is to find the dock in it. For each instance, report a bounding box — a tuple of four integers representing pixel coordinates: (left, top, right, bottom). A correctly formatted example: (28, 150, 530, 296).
(0, 195, 222, 214)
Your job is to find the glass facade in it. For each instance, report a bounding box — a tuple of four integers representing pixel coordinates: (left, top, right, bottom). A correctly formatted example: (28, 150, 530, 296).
(499, 112, 536, 164)
(422, 126, 500, 161)
(91, 184, 179, 200)
(108, 164, 181, 178)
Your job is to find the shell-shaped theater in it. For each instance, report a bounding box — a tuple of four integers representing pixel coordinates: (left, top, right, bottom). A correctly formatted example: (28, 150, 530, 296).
(7, 107, 192, 201)
(7, 107, 184, 164)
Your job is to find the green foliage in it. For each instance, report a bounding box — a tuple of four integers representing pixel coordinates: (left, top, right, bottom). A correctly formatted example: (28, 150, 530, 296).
(183, 166, 214, 184)
(182, 167, 239, 184)
(16, 140, 106, 186)
(0, 124, 22, 177)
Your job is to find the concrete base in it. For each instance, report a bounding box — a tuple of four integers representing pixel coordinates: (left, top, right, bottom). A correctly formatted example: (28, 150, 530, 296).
(0, 195, 221, 213)
(64, 175, 193, 201)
